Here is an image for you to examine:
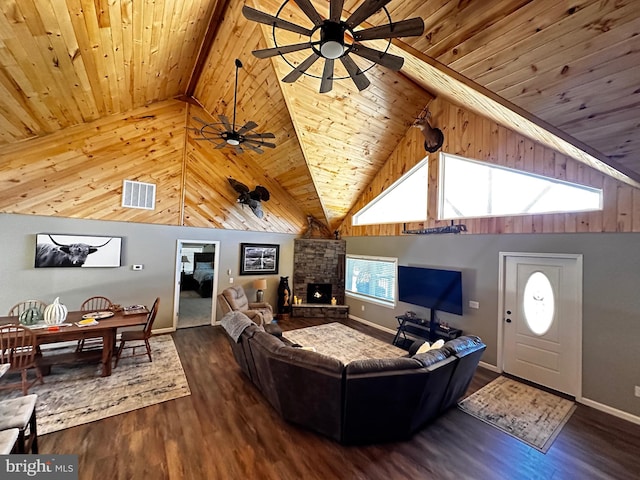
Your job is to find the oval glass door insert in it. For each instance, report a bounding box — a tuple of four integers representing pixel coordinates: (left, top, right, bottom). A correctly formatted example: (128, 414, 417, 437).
(523, 271, 555, 335)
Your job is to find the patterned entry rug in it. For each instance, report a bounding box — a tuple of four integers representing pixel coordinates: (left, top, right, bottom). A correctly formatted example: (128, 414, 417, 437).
(283, 322, 406, 364)
(458, 376, 576, 453)
(1, 334, 191, 435)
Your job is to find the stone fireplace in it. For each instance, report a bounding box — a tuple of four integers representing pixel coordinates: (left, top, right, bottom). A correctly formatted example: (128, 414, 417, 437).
(293, 239, 346, 305)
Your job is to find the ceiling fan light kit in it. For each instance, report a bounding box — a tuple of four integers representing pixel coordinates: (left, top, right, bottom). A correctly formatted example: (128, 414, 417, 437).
(243, 0, 424, 93)
(190, 59, 276, 154)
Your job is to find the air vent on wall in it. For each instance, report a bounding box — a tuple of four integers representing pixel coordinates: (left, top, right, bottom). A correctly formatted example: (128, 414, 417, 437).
(122, 180, 156, 210)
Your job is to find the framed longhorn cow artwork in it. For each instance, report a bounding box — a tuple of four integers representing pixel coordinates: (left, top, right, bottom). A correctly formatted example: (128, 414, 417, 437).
(35, 233, 123, 268)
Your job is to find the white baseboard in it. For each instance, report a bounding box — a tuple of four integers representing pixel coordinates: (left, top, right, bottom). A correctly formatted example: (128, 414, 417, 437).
(478, 361, 501, 373)
(579, 397, 640, 426)
(348, 314, 396, 336)
(152, 327, 175, 335)
(348, 315, 640, 426)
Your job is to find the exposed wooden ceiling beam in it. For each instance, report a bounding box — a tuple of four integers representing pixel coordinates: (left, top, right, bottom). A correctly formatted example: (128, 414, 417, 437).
(390, 40, 640, 188)
(184, 0, 233, 99)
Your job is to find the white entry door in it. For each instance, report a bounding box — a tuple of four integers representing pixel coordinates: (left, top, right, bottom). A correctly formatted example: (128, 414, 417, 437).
(501, 253, 582, 396)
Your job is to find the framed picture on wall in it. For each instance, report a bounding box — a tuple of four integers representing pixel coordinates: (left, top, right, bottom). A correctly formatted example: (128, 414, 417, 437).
(35, 233, 122, 268)
(240, 243, 279, 275)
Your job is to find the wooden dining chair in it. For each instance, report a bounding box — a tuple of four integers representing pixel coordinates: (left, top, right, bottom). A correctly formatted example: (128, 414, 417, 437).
(81, 296, 113, 312)
(0, 325, 43, 395)
(76, 296, 114, 352)
(7, 300, 47, 318)
(114, 297, 160, 368)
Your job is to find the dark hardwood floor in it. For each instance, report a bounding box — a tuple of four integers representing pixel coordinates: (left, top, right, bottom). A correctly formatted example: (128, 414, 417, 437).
(39, 317, 640, 480)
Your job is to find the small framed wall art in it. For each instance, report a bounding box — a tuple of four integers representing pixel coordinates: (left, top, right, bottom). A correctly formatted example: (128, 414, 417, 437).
(239, 243, 279, 275)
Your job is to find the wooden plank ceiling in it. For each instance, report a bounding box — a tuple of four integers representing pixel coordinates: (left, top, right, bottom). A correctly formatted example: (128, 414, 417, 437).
(0, 0, 638, 233)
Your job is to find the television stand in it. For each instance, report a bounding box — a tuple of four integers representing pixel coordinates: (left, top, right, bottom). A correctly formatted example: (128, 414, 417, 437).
(392, 314, 462, 350)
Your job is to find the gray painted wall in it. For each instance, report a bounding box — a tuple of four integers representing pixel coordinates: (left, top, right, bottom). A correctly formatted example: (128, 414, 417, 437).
(0, 214, 296, 330)
(346, 233, 640, 417)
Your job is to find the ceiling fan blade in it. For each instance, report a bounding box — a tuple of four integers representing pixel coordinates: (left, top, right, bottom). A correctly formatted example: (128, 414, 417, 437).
(234, 145, 244, 154)
(244, 139, 276, 149)
(242, 6, 313, 36)
(350, 45, 404, 70)
(339, 55, 371, 91)
(237, 121, 258, 135)
(219, 114, 234, 132)
(245, 132, 276, 139)
(252, 42, 315, 59)
(345, 0, 393, 29)
(293, 0, 324, 26)
(329, 0, 345, 22)
(320, 58, 335, 93)
(249, 146, 265, 154)
(192, 116, 209, 125)
(214, 142, 227, 149)
(200, 124, 223, 134)
(282, 53, 321, 83)
(354, 18, 425, 41)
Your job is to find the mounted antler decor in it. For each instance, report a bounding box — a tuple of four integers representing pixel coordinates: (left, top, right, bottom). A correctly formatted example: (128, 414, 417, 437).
(412, 109, 444, 153)
(242, 0, 424, 93)
(227, 178, 271, 219)
(190, 59, 276, 154)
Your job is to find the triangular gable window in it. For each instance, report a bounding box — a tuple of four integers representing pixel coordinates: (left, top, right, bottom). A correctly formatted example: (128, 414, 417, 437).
(438, 153, 602, 219)
(352, 158, 428, 226)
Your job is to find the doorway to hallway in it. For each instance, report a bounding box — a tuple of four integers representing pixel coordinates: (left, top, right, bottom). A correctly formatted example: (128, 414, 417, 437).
(174, 240, 220, 329)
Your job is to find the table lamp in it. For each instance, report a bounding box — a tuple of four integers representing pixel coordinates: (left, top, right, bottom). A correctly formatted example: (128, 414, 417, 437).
(253, 279, 267, 302)
(181, 255, 189, 272)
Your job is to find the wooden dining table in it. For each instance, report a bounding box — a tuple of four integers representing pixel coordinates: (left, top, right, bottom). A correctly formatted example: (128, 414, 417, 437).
(0, 309, 148, 377)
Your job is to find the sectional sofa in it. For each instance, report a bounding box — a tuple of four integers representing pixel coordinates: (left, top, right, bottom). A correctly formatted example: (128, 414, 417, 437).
(221, 314, 486, 445)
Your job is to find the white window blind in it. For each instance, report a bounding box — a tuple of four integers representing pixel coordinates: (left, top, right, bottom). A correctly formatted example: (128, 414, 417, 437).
(345, 255, 397, 307)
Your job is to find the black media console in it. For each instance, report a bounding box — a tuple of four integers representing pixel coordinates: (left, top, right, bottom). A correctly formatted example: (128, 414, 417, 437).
(392, 314, 462, 350)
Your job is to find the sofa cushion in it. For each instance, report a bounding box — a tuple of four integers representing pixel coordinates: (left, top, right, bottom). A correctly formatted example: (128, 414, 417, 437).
(268, 346, 345, 441)
(346, 357, 422, 374)
(412, 348, 450, 367)
(343, 357, 427, 444)
(443, 335, 483, 356)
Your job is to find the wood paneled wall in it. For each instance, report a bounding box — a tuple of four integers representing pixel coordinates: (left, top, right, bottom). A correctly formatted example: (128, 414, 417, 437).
(183, 105, 309, 233)
(0, 100, 186, 224)
(0, 99, 308, 233)
(340, 97, 640, 236)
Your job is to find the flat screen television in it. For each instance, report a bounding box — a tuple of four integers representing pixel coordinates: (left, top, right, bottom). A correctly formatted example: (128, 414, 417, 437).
(397, 266, 463, 315)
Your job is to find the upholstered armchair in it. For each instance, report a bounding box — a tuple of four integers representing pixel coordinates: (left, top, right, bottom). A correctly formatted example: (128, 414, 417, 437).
(218, 285, 274, 326)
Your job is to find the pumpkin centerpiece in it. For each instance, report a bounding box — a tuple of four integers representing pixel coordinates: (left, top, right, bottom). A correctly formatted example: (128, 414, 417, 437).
(43, 297, 68, 325)
(19, 307, 43, 325)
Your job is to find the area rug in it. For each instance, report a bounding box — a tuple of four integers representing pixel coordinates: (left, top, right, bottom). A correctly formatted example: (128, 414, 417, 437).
(283, 322, 406, 364)
(458, 376, 576, 453)
(1, 334, 191, 435)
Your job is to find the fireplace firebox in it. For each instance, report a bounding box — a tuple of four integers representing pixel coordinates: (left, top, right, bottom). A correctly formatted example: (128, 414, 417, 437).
(306, 283, 332, 304)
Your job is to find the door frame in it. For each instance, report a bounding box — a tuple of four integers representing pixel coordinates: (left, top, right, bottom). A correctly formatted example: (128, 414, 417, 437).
(173, 239, 221, 330)
(497, 252, 583, 401)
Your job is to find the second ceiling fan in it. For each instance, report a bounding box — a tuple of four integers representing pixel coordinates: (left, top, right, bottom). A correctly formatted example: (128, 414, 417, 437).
(243, 0, 424, 93)
(191, 59, 276, 154)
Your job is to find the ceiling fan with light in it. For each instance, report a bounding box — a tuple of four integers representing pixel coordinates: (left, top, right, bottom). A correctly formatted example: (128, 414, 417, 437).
(190, 59, 276, 154)
(242, 0, 424, 93)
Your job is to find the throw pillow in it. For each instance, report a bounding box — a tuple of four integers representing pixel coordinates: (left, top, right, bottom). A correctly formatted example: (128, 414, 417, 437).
(416, 341, 432, 354)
